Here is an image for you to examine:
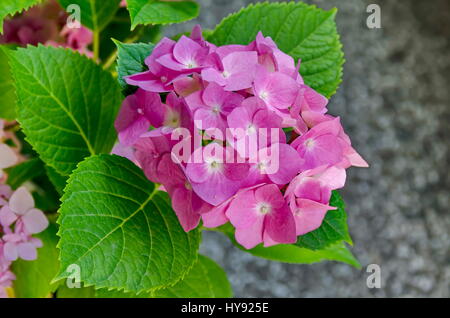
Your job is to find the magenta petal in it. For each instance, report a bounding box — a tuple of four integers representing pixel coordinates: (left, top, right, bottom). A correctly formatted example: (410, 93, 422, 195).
(191, 172, 241, 206)
(171, 187, 201, 232)
(264, 204, 296, 246)
(264, 143, 302, 185)
(201, 200, 229, 228)
(125, 71, 169, 92)
(254, 184, 285, 209)
(254, 67, 299, 109)
(226, 190, 258, 229)
(173, 35, 204, 66)
(293, 199, 333, 235)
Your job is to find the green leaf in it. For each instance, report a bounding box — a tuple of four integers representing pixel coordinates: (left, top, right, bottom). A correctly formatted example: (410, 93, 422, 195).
(9, 45, 122, 176)
(95, 288, 150, 298)
(295, 191, 353, 250)
(154, 255, 233, 298)
(207, 2, 344, 98)
(113, 40, 154, 90)
(45, 165, 68, 196)
(56, 284, 96, 298)
(0, 45, 16, 119)
(217, 225, 359, 268)
(57, 154, 201, 293)
(12, 223, 61, 298)
(5, 158, 44, 189)
(0, 0, 43, 34)
(58, 0, 121, 31)
(245, 242, 359, 268)
(126, 0, 200, 30)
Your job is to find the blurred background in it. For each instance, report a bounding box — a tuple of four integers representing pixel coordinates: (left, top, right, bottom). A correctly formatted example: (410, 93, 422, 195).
(167, 0, 450, 297)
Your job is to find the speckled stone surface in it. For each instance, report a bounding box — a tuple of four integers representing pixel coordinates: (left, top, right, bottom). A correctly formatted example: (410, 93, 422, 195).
(166, 0, 450, 297)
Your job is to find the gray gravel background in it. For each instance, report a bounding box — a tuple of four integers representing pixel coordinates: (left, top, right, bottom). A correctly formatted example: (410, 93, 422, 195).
(166, 0, 450, 297)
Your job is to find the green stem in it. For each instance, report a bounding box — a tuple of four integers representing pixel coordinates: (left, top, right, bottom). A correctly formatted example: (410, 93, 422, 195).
(102, 26, 145, 70)
(93, 30, 100, 63)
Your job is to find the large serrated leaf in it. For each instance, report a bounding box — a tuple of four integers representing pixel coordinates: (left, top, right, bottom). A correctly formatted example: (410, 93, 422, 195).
(9, 45, 122, 176)
(208, 2, 344, 98)
(295, 191, 353, 250)
(56, 154, 201, 293)
(0, 0, 43, 34)
(126, 0, 199, 30)
(0, 45, 16, 119)
(154, 255, 233, 298)
(113, 40, 155, 90)
(58, 0, 121, 31)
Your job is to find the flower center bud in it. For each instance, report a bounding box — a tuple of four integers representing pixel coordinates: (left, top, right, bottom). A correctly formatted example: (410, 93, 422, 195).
(305, 138, 315, 149)
(257, 202, 271, 215)
(259, 91, 269, 101)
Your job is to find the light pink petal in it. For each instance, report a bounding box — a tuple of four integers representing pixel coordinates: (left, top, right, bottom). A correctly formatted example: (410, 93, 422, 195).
(254, 67, 299, 109)
(157, 53, 186, 71)
(345, 147, 369, 168)
(9, 186, 34, 215)
(298, 85, 328, 113)
(254, 184, 285, 209)
(194, 108, 220, 130)
(3, 242, 18, 261)
(0, 206, 18, 228)
(316, 166, 347, 190)
(200, 68, 227, 87)
(234, 216, 264, 249)
(173, 35, 205, 66)
(22, 208, 48, 234)
(173, 74, 202, 97)
(201, 200, 230, 228)
(222, 51, 258, 91)
(0, 144, 18, 169)
(17, 242, 38, 261)
(191, 172, 241, 206)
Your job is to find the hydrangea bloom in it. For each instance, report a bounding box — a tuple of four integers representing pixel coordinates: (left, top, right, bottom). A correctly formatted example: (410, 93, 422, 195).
(114, 26, 368, 249)
(0, 0, 93, 56)
(1, 121, 49, 297)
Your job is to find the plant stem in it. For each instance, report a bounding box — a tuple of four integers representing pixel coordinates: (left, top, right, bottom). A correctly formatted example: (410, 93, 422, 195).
(102, 26, 145, 70)
(93, 30, 100, 63)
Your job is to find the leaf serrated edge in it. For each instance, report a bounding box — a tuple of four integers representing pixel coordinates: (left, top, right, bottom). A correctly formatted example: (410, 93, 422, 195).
(53, 154, 201, 295)
(207, 1, 344, 99)
(128, 0, 200, 30)
(8, 44, 120, 176)
(0, 0, 44, 34)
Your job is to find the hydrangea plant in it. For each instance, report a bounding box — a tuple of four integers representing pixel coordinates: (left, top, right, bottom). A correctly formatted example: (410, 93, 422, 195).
(0, 0, 367, 298)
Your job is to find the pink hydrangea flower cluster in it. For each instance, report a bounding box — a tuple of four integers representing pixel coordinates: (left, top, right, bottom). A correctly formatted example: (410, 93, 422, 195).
(0, 186, 49, 297)
(0, 0, 93, 57)
(114, 26, 368, 249)
(1, 121, 49, 297)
